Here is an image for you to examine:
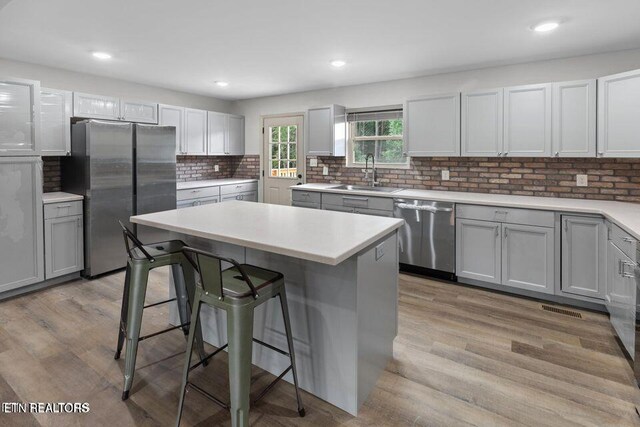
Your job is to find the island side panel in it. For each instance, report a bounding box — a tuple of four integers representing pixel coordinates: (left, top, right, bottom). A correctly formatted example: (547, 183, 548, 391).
(356, 231, 399, 409)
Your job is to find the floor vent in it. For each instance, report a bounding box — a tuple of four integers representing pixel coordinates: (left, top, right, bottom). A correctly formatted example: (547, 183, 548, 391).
(541, 304, 583, 319)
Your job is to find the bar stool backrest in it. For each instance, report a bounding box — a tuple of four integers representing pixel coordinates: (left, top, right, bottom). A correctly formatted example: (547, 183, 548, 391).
(183, 247, 259, 299)
(118, 220, 155, 262)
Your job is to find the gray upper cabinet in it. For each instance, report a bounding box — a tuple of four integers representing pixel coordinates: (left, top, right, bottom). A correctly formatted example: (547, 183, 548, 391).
(44, 202, 84, 279)
(597, 69, 640, 157)
(561, 215, 606, 299)
(461, 88, 503, 157)
(73, 92, 120, 120)
(159, 104, 185, 154)
(456, 218, 501, 284)
(184, 108, 208, 155)
(119, 99, 158, 124)
(40, 87, 72, 156)
(552, 80, 596, 158)
(227, 114, 245, 155)
(503, 83, 552, 157)
(501, 223, 554, 294)
(307, 105, 346, 156)
(0, 157, 44, 293)
(0, 77, 41, 155)
(405, 93, 460, 156)
(207, 112, 245, 156)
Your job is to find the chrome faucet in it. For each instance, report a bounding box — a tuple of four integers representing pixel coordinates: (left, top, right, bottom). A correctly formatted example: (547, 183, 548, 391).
(365, 153, 379, 187)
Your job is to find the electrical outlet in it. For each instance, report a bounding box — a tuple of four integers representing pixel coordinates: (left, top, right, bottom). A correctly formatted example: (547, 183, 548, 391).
(310, 158, 318, 167)
(322, 166, 329, 176)
(576, 174, 588, 187)
(214, 165, 219, 172)
(441, 170, 450, 181)
(375, 242, 385, 261)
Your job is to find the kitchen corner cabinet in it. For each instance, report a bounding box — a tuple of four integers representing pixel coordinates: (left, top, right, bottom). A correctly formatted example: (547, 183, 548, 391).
(159, 104, 185, 154)
(461, 88, 503, 156)
(456, 219, 502, 284)
(184, 108, 208, 155)
(0, 77, 41, 155)
(208, 112, 245, 156)
(551, 80, 596, 157)
(501, 223, 554, 294)
(606, 241, 636, 356)
(73, 92, 158, 124)
(405, 93, 460, 156)
(597, 69, 640, 157)
(40, 87, 72, 156)
(307, 105, 346, 156)
(503, 83, 552, 157)
(44, 201, 84, 279)
(0, 157, 44, 293)
(561, 215, 606, 299)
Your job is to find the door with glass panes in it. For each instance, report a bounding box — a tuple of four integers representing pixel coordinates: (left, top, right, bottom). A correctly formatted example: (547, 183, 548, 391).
(263, 115, 304, 205)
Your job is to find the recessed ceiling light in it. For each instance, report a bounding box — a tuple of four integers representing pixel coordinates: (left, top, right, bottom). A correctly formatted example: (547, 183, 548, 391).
(215, 81, 229, 87)
(330, 60, 346, 68)
(92, 51, 112, 60)
(533, 21, 560, 32)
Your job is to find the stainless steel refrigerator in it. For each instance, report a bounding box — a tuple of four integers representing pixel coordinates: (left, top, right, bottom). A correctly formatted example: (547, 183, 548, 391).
(62, 120, 176, 278)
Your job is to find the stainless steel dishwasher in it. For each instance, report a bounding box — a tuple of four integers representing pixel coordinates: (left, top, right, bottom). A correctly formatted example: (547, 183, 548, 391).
(394, 198, 455, 276)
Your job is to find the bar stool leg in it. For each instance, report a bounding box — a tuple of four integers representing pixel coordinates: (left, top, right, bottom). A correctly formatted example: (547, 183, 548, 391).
(122, 262, 150, 401)
(175, 290, 202, 427)
(278, 290, 305, 417)
(227, 304, 254, 427)
(114, 262, 131, 360)
(178, 259, 208, 365)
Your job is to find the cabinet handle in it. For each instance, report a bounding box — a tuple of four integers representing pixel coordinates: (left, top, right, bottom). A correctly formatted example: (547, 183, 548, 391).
(504, 228, 508, 239)
(497, 152, 502, 156)
(555, 152, 559, 157)
(343, 196, 368, 202)
(56, 204, 72, 208)
(503, 151, 508, 156)
(622, 237, 636, 243)
(495, 226, 499, 237)
(77, 217, 81, 228)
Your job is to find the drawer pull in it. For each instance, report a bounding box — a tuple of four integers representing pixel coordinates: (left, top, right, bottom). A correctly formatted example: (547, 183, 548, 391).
(56, 204, 72, 208)
(622, 237, 636, 243)
(342, 196, 368, 202)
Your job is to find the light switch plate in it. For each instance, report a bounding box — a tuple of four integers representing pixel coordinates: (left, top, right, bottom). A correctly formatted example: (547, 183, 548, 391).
(310, 158, 318, 167)
(441, 170, 450, 181)
(322, 166, 329, 176)
(576, 174, 588, 187)
(214, 165, 219, 172)
(375, 242, 385, 261)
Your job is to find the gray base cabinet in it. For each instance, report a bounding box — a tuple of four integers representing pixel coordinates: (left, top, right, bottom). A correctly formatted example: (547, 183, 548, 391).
(45, 209, 84, 279)
(502, 223, 554, 294)
(456, 219, 501, 284)
(561, 215, 606, 299)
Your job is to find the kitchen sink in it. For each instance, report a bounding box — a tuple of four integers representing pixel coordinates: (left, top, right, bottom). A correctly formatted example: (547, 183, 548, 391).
(331, 184, 403, 193)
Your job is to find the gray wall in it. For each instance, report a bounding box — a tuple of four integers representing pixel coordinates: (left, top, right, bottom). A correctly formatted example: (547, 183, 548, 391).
(232, 48, 640, 154)
(0, 57, 231, 112)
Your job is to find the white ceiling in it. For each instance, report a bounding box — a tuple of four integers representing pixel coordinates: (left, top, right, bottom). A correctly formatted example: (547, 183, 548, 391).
(1, 0, 640, 100)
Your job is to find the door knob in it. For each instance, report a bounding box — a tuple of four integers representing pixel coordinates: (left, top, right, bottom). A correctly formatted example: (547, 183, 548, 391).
(297, 174, 302, 179)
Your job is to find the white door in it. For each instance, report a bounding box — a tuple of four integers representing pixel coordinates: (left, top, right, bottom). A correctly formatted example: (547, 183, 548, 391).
(0, 77, 41, 155)
(207, 111, 226, 155)
(504, 83, 552, 157)
(461, 88, 503, 156)
(184, 108, 207, 155)
(227, 115, 245, 155)
(159, 104, 185, 154)
(73, 92, 119, 120)
(405, 93, 460, 156)
(263, 115, 304, 205)
(40, 87, 72, 156)
(552, 80, 596, 157)
(120, 99, 158, 124)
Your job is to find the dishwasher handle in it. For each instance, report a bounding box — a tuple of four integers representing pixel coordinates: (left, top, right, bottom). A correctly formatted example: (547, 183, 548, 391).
(395, 202, 453, 213)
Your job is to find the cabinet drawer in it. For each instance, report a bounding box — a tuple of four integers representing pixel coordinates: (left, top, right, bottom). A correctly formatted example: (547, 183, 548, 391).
(321, 193, 393, 211)
(44, 201, 83, 219)
(456, 204, 554, 228)
(177, 196, 219, 208)
(220, 182, 258, 195)
(354, 207, 394, 217)
(292, 190, 321, 204)
(609, 223, 637, 259)
(292, 200, 320, 209)
(177, 186, 220, 201)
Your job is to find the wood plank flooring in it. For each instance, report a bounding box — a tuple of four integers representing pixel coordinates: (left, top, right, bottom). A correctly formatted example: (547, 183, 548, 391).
(0, 268, 639, 426)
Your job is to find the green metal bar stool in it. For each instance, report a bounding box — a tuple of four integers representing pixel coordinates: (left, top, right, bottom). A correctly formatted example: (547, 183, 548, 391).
(175, 247, 305, 427)
(115, 221, 207, 401)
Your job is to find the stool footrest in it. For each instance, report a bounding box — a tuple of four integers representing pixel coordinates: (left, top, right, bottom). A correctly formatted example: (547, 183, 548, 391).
(189, 344, 228, 373)
(143, 297, 177, 309)
(138, 322, 190, 341)
(252, 338, 289, 357)
(186, 382, 229, 410)
(252, 365, 292, 405)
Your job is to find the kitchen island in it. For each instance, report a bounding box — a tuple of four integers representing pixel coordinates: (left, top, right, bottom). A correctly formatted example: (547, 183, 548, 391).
(130, 201, 404, 416)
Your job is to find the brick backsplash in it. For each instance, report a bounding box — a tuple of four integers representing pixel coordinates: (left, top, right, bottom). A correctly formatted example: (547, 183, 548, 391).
(43, 157, 61, 193)
(306, 156, 640, 203)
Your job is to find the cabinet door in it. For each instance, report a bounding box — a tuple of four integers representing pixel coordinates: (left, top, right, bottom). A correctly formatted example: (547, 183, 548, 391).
(597, 69, 640, 157)
(159, 104, 185, 155)
(461, 88, 503, 156)
(207, 111, 226, 155)
(40, 87, 72, 156)
(552, 80, 596, 157)
(561, 216, 605, 299)
(73, 92, 120, 120)
(307, 105, 346, 156)
(227, 115, 245, 155)
(405, 93, 460, 156)
(0, 78, 41, 155)
(236, 191, 257, 202)
(45, 215, 83, 279)
(0, 157, 44, 292)
(502, 224, 554, 294)
(606, 242, 636, 356)
(120, 99, 158, 124)
(503, 84, 552, 157)
(456, 219, 501, 284)
(322, 204, 355, 213)
(184, 108, 207, 155)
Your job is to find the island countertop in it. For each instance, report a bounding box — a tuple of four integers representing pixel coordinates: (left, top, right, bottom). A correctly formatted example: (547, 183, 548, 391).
(130, 201, 404, 265)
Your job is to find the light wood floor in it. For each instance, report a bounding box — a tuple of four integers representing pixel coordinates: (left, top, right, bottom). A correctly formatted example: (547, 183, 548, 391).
(1, 269, 639, 426)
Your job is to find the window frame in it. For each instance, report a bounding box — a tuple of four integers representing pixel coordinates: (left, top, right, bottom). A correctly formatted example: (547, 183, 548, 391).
(346, 119, 410, 169)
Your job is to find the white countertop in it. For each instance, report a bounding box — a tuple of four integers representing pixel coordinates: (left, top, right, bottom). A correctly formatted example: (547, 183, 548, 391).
(42, 192, 84, 204)
(293, 183, 640, 241)
(177, 178, 258, 191)
(130, 201, 403, 265)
